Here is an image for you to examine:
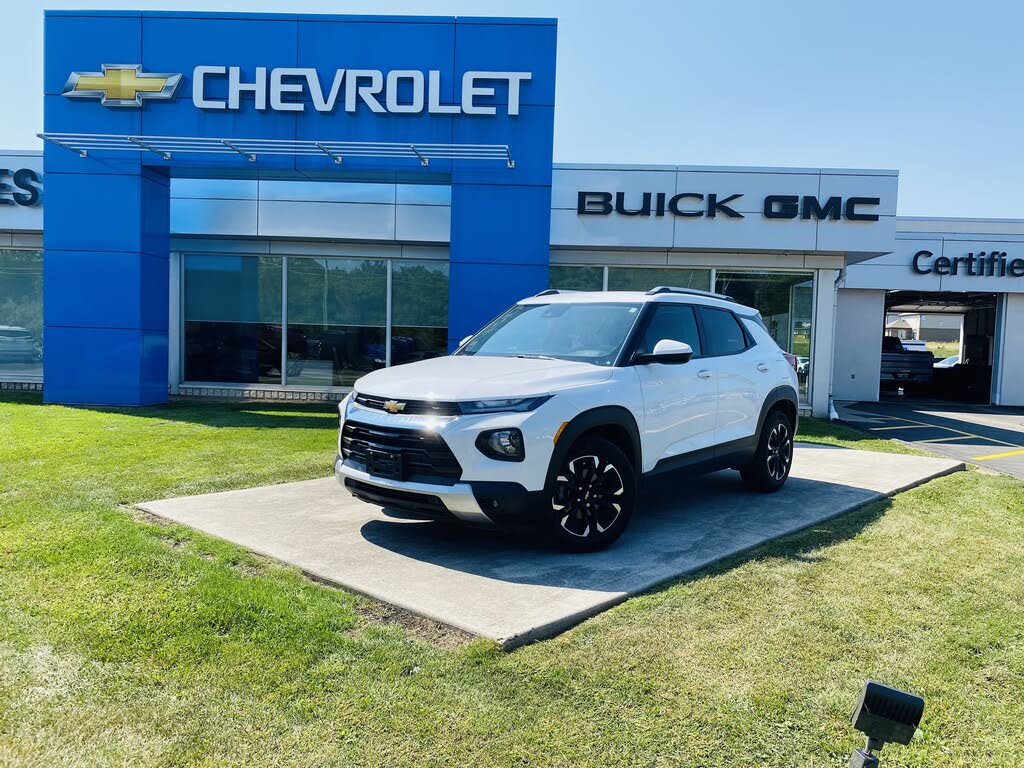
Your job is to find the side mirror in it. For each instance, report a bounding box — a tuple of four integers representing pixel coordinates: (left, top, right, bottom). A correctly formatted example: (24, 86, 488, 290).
(459, 335, 473, 348)
(633, 339, 693, 365)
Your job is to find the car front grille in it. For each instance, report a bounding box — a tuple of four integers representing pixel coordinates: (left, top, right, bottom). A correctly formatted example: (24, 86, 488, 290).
(353, 393, 460, 417)
(340, 419, 463, 484)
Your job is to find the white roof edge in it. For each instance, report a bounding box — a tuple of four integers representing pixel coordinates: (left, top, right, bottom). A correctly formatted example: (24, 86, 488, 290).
(898, 215, 1024, 225)
(553, 161, 898, 176)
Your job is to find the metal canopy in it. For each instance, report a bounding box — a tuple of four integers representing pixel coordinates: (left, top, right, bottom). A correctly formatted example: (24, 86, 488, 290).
(37, 132, 516, 168)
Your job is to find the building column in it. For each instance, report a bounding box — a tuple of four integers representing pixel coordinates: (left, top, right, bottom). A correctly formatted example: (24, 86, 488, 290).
(447, 183, 551, 349)
(42, 163, 170, 405)
(992, 293, 1024, 406)
(810, 269, 838, 418)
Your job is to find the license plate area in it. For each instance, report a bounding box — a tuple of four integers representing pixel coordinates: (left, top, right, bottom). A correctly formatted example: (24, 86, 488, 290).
(366, 448, 404, 480)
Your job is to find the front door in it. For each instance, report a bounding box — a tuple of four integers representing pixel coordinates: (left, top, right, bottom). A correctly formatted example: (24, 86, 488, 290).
(632, 303, 718, 469)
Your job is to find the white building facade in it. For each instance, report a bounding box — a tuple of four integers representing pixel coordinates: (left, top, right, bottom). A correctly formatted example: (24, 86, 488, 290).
(3, 149, 1023, 415)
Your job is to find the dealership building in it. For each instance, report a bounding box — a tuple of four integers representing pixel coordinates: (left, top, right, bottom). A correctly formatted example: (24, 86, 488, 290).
(2, 10, 1023, 418)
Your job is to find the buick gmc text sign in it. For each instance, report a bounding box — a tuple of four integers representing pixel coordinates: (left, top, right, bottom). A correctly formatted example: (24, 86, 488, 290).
(577, 191, 881, 221)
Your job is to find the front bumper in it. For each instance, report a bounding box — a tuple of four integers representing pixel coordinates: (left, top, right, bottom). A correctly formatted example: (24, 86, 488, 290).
(334, 456, 494, 525)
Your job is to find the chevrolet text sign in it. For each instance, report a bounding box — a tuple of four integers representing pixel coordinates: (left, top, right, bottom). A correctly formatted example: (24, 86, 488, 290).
(194, 67, 531, 115)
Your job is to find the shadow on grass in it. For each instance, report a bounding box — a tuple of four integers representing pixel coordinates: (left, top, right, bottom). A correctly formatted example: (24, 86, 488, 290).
(0, 391, 339, 430)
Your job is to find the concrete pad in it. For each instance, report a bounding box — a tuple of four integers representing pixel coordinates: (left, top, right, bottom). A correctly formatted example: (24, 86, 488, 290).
(138, 444, 962, 648)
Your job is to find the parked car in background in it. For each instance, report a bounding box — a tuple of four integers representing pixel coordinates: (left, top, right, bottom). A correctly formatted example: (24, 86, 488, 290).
(335, 287, 800, 552)
(880, 335, 934, 395)
(934, 354, 960, 368)
(899, 338, 928, 352)
(795, 356, 810, 381)
(0, 326, 37, 362)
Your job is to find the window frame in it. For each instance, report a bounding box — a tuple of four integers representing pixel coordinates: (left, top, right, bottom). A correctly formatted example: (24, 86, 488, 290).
(694, 305, 757, 359)
(624, 301, 705, 362)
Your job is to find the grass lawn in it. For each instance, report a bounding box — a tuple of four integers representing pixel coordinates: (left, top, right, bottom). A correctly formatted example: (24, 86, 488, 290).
(926, 340, 960, 360)
(1, 393, 1022, 766)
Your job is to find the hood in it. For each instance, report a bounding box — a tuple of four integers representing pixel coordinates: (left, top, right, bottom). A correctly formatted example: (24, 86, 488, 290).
(354, 355, 613, 400)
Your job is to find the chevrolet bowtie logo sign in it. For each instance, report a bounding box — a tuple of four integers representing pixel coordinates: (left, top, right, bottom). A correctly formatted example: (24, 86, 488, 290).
(383, 400, 406, 414)
(62, 64, 181, 108)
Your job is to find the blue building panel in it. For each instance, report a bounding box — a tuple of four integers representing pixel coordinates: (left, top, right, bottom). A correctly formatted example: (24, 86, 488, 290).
(296, 18, 457, 102)
(446, 262, 548, 349)
(43, 172, 156, 254)
(43, 13, 142, 96)
(43, 10, 557, 405)
(43, 250, 166, 330)
(43, 326, 166, 406)
(453, 20, 557, 108)
(449, 184, 553, 266)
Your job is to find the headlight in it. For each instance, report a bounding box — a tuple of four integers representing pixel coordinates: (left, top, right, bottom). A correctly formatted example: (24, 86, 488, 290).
(457, 395, 552, 415)
(476, 428, 525, 462)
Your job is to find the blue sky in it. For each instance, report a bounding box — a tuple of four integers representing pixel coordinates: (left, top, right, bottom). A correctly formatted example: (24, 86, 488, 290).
(4, 0, 1022, 217)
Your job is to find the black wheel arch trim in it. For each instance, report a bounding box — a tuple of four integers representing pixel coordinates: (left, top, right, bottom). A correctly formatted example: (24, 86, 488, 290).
(757, 384, 800, 436)
(544, 405, 642, 491)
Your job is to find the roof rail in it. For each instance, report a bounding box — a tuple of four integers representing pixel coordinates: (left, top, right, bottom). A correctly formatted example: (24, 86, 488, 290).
(533, 288, 579, 296)
(645, 286, 735, 302)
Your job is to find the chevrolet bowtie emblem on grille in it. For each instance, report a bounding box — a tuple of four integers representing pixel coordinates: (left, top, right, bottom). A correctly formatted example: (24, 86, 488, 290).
(62, 64, 182, 108)
(383, 400, 406, 413)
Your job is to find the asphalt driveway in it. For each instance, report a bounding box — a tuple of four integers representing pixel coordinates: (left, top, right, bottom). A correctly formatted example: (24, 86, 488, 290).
(837, 400, 1024, 479)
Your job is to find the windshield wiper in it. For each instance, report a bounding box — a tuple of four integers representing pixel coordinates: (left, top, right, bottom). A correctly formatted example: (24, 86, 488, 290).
(513, 354, 560, 361)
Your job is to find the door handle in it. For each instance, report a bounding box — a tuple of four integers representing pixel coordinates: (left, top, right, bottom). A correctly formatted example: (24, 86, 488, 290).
(757, 363, 770, 372)
(697, 369, 713, 379)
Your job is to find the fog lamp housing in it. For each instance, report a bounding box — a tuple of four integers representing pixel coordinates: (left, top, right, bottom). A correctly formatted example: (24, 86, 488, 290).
(476, 428, 525, 462)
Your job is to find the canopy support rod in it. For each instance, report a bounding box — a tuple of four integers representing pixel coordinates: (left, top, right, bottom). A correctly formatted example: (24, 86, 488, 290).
(409, 144, 429, 167)
(221, 139, 256, 162)
(37, 132, 88, 158)
(127, 136, 171, 160)
(315, 142, 343, 164)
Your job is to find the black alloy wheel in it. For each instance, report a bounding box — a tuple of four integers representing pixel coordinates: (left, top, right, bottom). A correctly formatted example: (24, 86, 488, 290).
(740, 409, 794, 492)
(765, 419, 793, 482)
(546, 436, 636, 552)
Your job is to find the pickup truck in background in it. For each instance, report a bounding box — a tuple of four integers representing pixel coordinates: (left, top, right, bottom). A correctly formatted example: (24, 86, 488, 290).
(880, 335, 934, 395)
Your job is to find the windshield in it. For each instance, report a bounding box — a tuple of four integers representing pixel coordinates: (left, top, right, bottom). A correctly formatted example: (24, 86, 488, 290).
(458, 302, 642, 366)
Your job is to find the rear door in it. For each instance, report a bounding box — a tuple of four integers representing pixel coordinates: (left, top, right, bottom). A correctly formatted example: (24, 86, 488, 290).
(631, 303, 718, 467)
(697, 306, 761, 446)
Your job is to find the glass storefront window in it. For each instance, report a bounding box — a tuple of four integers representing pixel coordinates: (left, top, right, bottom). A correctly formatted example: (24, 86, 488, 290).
(0, 249, 43, 382)
(392, 261, 450, 364)
(549, 265, 603, 291)
(181, 253, 450, 389)
(286, 257, 387, 388)
(716, 271, 813, 401)
(608, 266, 712, 292)
(183, 254, 283, 384)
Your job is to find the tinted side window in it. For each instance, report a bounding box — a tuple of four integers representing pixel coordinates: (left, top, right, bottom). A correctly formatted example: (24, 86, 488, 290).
(699, 307, 748, 356)
(635, 304, 702, 357)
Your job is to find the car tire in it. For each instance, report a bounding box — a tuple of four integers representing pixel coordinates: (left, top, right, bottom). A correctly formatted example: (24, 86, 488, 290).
(740, 409, 794, 493)
(543, 435, 636, 553)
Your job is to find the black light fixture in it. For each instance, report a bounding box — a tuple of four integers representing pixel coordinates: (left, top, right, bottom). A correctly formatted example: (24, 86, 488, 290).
(848, 681, 925, 767)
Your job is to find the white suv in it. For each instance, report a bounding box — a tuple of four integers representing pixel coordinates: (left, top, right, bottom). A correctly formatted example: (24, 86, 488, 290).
(335, 287, 799, 552)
